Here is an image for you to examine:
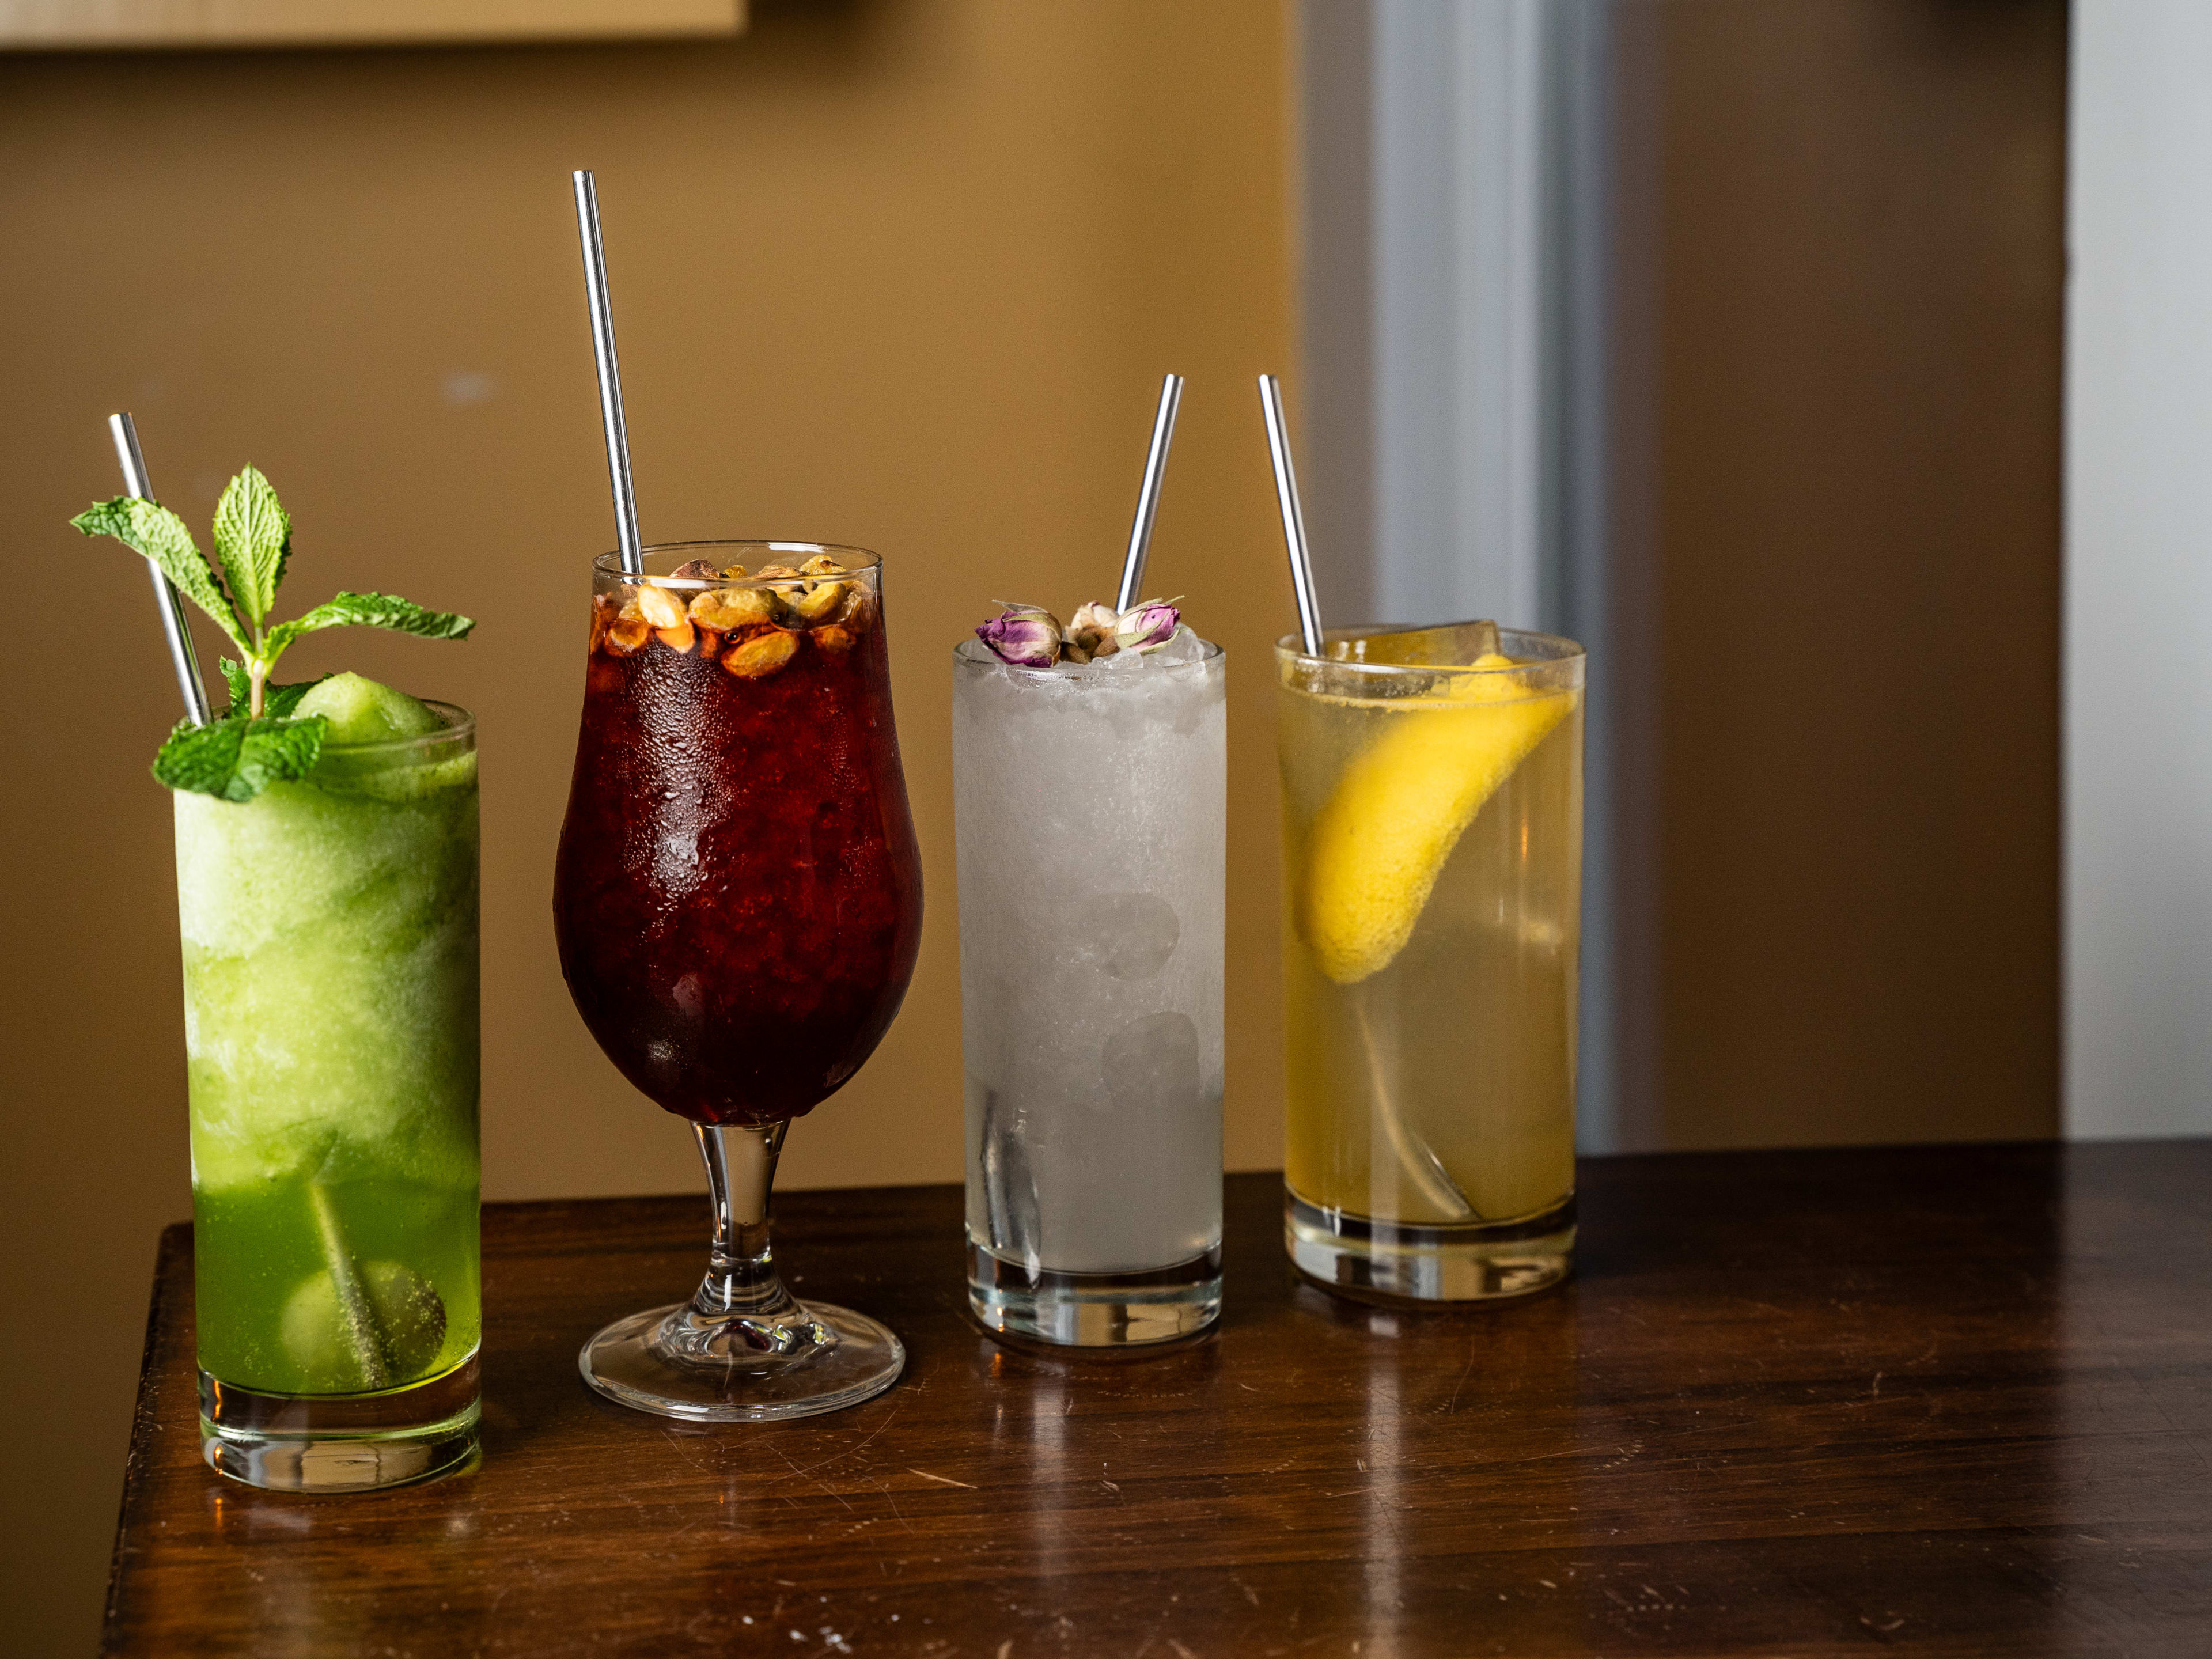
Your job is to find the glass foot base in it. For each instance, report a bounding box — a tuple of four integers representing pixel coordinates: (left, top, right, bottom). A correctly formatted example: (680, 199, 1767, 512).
(1286, 1188, 1575, 1304)
(968, 1242, 1222, 1347)
(198, 1358, 480, 1493)
(580, 1300, 904, 1422)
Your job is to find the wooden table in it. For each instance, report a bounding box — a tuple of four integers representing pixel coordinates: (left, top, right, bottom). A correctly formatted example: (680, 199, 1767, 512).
(105, 1143, 2212, 1657)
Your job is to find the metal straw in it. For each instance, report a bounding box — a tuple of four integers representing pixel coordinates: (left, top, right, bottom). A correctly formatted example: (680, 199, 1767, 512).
(1115, 373, 1184, 612)
(108, 414, 213, 726)
(1257, 374, 1324, 655)
(572, 169, 644, 576)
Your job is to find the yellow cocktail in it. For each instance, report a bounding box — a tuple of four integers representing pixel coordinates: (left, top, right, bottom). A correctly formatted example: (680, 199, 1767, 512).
(1278, 622, 1583, 1300)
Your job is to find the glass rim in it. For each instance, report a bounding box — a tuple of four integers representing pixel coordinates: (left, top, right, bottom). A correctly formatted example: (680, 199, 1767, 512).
(592, 541, 881, 590)
(1274, 621, 1585, 675)
(952, 634, 1224, 677)
(317, 699, 475, 757)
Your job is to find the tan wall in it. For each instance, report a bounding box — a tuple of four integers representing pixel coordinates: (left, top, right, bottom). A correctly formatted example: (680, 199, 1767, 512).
(0, 3, 1291, 1645)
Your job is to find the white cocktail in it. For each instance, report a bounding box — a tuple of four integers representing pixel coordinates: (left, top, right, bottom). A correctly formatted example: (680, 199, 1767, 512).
(952, 627, 1225, 1344)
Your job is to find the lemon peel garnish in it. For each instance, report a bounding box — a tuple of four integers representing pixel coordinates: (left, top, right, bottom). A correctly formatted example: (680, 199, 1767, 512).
(1298, 653, 1574, 984)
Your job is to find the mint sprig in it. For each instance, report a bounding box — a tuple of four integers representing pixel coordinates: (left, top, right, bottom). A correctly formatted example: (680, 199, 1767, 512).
(217, 658, 329, 720)
(72, 467, 473, 801)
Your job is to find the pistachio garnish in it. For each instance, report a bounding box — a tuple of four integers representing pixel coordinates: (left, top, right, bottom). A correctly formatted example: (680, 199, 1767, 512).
(635, 585, 687, 630)
(798, 554, 846, 577)
(721, 563, 748, 579)
(833, 583, 878, 632)
(814, 624, 857, 655)
(690, 587, 780, 630)
(722, 628, 800, 679)
(669, 558, 722, 582)
(603, 615, 651, 656)
(755, 563, 800, 581)
(789, 580, 848, 625)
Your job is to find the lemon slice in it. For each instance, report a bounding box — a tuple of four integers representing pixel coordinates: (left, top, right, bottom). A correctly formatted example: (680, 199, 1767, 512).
(1300, 654, 1573, 984)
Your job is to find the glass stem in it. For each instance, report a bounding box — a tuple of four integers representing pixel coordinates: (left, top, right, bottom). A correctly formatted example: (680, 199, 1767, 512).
(691, 1121, 799, 1322)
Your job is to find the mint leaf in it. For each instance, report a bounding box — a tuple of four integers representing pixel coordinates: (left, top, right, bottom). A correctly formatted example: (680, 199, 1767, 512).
(153, 714, 328, 802)
(212, 466, 291, 628)
(73, 498, 246, 647)
(217, 658, 328, 718)
(263, 679, 329, 719)
(267, 590, 475, 654)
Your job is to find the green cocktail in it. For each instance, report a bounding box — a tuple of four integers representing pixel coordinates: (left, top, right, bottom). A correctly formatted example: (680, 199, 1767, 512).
(73, 464, 480, 1491)
(181, 679, 479, 1387)
(181, 676, 481, 1488)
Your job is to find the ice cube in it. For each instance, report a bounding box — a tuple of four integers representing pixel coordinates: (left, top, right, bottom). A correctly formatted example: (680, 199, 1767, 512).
(1099, 1010, 1203, 1118)
(1071, 892, 1180, 980)
(976, 1085, 1041, 1272)
(1147, 626, 1209, 666)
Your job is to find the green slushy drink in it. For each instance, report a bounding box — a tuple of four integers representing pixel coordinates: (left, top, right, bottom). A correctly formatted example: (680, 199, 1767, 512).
(180, 674, 480, 1401)
(73, 464, 480, 1490)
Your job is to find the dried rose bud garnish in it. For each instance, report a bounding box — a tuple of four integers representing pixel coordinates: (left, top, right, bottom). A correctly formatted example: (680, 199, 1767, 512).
(975, 603, 1063, 666)
(1066, 601, 1122, 660)
(1113, 597, 1182, 653)
(973, 597, 1183, 665)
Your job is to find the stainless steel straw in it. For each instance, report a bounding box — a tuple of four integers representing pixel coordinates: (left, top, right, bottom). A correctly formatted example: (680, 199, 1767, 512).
(109, 412, 213, 726)
(572, 169, 645, 577)
(1114, 373, 1184, 612)
(1257, 374, 1324, 654)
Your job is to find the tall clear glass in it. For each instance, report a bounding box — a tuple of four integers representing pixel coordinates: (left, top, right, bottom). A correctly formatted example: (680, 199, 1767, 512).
(1277, 623, 1583, 1302)
(555, 544, 922, 1419)
(184, 708, 481, 1491)
(952, 634, 1226, 1345)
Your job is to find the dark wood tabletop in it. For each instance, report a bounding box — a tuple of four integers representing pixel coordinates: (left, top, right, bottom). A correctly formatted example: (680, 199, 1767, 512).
(105, 1141, 2211, 1657)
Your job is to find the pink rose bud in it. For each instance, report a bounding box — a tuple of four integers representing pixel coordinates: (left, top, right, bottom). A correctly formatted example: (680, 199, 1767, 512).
(1112, 597, 1181, 653)
(976, 602, 1065, 666)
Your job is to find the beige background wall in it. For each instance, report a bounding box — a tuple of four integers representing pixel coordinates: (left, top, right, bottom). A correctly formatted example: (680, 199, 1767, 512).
(0, 3, 1293, 1646)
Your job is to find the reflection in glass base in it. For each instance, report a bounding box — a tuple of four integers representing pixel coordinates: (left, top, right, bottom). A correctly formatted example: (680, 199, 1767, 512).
(580, 1300, 904, 1422)
(198, 1357, 480, 1493)
(1286, 1187, 1575, 1304)
(968, 1241, 1222, 1347)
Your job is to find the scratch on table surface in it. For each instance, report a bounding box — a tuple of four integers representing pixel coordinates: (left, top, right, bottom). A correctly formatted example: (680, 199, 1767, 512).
(1168, 1641, 1197, 1659)
(874, 1479, 918, 1535)
(1446, 1346, 1480, 1414)
(908, 1468, 976, 1489)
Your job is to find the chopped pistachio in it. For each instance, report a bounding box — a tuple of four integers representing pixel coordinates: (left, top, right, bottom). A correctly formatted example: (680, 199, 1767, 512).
(722, 628, 801, 679)
(635, 585, 687, 630)
(690, 587, 780, 630)
(789, 581, 849, 624)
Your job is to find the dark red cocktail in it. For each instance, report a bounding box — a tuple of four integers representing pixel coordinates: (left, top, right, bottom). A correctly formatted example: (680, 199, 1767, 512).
(555, 546, 922, 1124)
(556, 543, 922, 1422)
